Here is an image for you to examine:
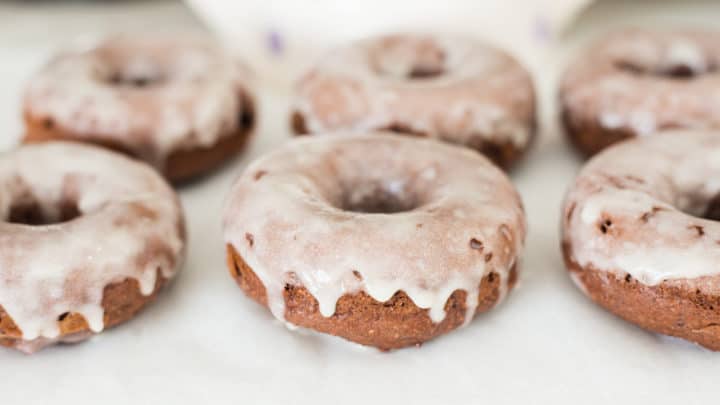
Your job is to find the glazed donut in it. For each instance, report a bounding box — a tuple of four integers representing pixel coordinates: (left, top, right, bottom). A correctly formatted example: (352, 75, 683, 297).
(291, 33, 536, 170)
(562, 130, 720, 350)
(560, 29, 720, 157)
(0, 142, 185, 353)
(223, 133, 525, 350)
(23, 35, 256, 182)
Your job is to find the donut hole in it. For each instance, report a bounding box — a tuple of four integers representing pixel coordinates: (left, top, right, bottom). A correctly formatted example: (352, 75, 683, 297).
(701, 194, 720, 222)
(671, 192, 720, 222)
(372, 37, 446, 80)
(312, 144, 436, 215)
(615, 60, 716, 79)
(6, 199, 81, 226)
(335, 179, 423, 214)
(407, 63, 445, 79)
(106, 71, 165, 88)
(238, 92, 256, 132)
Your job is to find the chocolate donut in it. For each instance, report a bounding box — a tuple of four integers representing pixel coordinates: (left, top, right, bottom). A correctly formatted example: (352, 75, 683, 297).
(562, 130, 720, 350)
(223, 134, 526, 350)
(291, 33, 536, 170)
(560, 29, 720, 157)
(0, 142, 186, 353)
(23, 35, 256, 182)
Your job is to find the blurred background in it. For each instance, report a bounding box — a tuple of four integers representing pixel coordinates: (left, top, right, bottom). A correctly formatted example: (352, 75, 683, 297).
(2, 0, 718, 151)
(2, 0, 719, 80)
(1, 2, 718, 107)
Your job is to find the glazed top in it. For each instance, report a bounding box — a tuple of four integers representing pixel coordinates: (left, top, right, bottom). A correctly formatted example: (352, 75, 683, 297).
(561, 29, 720, 136)
(563, 130, 720, 292)
(24, 34, 254, 168)
(293, 33, 535, 148)
(0, 142, 186, 341)
(223, 134, 526, 325)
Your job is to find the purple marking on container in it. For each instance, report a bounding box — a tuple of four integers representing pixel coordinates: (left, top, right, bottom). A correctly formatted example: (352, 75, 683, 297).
(533, 14, 551, 42)
(267, 29, 285, 56)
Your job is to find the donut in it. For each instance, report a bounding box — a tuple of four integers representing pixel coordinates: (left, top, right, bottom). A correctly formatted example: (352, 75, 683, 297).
(223, 133, 526, 350)
(562, 130, 720, 350)
(0, 142, 186, 353)
(23, 35, 256, 182)
(560, 29, 720, 157)
(290, 33, 536, 170)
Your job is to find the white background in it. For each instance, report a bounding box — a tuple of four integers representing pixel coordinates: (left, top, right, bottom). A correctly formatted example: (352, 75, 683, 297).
(1, 1, 720, 404)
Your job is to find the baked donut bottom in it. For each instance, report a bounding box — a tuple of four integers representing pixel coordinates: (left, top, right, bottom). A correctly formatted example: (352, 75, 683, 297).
(227, 245, 518, 350)
(560, 108, 640, 158)
(0, 271, 167, 353)
(290, 111, 532, 171)
(563, 244, 720, 351)
(23, 99, 255, 183)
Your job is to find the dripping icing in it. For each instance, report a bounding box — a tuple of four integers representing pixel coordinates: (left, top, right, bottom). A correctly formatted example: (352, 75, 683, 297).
(223, 134, 525, 326)
(0, 142, 185, 341)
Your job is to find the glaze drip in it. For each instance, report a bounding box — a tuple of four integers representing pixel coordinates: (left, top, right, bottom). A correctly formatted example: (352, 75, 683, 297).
(0, 142, 185, 341)
(223, 134, 525, 326)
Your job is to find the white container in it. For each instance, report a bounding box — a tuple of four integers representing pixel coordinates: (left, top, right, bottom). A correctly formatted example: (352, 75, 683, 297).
(185, 0, 591, 85)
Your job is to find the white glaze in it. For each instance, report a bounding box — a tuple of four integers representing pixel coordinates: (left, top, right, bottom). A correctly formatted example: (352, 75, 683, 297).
(23, 34, 254, 169)
(0, 142, 185, 348)
(665, 39, 708, 74)
(292, 33, 535, 148)
(563, 130, 720, 293)
(223, 134, 525, 326)
(561, 29, 720, 137)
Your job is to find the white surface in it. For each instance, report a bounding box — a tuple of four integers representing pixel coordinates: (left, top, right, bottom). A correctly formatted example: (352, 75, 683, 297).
(2, 1, 720, 404)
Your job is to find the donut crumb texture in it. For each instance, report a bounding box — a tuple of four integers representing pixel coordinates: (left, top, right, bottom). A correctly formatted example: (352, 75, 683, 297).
(226, 244, 517, 350)
(0, 271, 167, 353)
(563, 243, 720, 351)
(289, 110, 533, 170)
(23, 90, 256, 183)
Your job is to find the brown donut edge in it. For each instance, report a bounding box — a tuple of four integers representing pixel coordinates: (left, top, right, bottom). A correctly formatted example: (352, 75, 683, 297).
(560, 101, 637, 158)
(290, 110, 534, 171)
(226, 244, 518, 351)
(0, 271, 168, 354)
(562, 242, 720, 351)
(23, 91, 256, 184)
